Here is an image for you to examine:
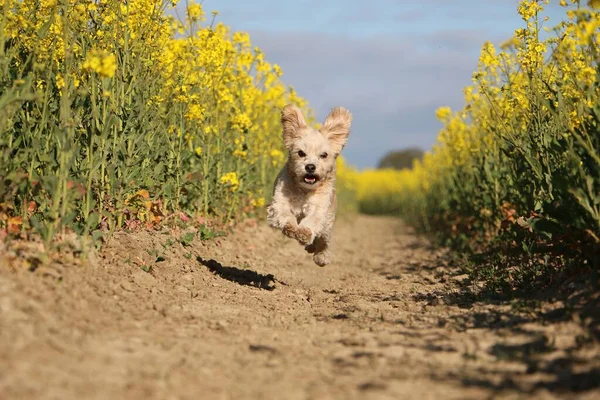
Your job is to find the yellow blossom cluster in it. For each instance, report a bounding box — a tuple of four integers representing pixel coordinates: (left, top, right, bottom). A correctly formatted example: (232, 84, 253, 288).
(338, 0, 600, 254)
(0, 0, 316, 237)
(82, 50, 117, 78)
(220, 172, 239, 192)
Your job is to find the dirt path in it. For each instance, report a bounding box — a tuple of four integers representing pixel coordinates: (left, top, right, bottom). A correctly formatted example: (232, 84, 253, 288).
(1, 215, 599, 400)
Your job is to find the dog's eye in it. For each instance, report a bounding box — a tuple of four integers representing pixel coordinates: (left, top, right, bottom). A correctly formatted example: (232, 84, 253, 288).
(298, 150, 306, 158)
(320, 152, 328, 159)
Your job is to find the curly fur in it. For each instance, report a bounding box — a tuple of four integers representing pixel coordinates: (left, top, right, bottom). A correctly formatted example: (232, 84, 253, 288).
(267, 104, 352, 266)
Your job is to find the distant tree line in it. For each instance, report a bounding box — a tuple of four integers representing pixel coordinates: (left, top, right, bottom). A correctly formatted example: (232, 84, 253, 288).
(377, 147, 424, 170)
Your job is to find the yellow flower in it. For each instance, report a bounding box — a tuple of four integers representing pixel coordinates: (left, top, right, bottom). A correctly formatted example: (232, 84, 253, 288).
(186, 104, 205, 121)
(252, 197, 265, 207)
(82, 50, 117, 78)
(233, 149, 247, 158)
(435, 107, 452, 122)
(479, 42, 499, 68)
(231, 113, 252, 132)
(517, 0, 543, 21)
(270, 149, 284, 159)
(187, 3, 205, 22)
(195, 147, 203, 156)
(220, 172, 239, 192)
(232, 32, 250, 46)
(270, 148, 285, 166)
(55, 74, 64, 89)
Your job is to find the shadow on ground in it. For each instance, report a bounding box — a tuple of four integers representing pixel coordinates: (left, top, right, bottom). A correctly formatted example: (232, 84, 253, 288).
(409, 263, 600, 397)
(197, 256, 277, 290)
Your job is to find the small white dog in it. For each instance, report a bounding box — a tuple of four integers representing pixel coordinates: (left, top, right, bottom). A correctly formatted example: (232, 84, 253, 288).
(267, 104, 352, 266)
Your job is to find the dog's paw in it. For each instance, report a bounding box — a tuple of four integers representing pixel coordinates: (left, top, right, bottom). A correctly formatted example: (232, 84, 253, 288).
(282, 223, 297, 239)
(295, 227, 313, 246)
(313, 251, 330, 267)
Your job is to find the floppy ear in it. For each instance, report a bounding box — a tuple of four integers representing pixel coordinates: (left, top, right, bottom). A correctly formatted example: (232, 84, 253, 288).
(320, 107, 352, 155)
(281, 104, 308, 150)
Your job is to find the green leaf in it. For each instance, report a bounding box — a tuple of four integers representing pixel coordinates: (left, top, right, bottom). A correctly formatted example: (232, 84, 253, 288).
(180, 231, 195, 247)
(527, 217, 562, 240)
(87, 212, 100, 230)
(60, 211, 78, 226)
(91, 230, 104, 245)
(153, 162, 164, 176)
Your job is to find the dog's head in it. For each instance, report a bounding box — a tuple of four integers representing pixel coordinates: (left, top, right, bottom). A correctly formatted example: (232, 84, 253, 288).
(280, 104, 352, 191)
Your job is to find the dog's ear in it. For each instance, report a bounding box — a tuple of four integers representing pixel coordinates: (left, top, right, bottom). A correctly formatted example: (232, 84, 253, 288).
(281, 104, 308, 149)
(320, 107, 352, 155)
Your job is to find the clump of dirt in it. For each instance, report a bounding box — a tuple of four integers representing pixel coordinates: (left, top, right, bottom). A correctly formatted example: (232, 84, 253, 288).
(1, 215, 599, 400)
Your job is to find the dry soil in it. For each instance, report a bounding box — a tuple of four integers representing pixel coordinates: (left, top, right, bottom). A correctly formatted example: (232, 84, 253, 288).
(1, 215, 599, 400)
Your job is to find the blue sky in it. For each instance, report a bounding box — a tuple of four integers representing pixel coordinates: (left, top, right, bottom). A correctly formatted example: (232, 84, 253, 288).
(181, 0, 568, 169)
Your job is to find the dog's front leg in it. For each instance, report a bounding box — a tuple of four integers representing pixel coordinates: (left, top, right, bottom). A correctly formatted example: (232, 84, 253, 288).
(266, 198, 295, 230)
(297, 204, 328, 246)
(267, 198, 312, 244)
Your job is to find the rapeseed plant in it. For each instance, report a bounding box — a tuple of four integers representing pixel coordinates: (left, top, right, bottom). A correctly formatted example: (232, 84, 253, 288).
(341, 0, 600, 290)
(0, 0, 322, 245)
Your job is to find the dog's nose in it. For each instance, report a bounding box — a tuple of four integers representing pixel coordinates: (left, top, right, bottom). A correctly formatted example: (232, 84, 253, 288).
(305, 164, 316, 173)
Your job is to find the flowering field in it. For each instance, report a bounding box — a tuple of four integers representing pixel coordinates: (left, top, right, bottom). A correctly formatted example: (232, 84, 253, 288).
(2, 0, 598, 292)
(342, 0, 600, 291)
(0, 0, 326, 246)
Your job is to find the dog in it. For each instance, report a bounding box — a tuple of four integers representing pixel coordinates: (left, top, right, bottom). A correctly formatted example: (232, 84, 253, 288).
(267, 104, 352, 266)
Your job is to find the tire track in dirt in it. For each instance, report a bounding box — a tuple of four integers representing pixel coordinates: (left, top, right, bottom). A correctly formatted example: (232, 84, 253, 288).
(1, 215, 599, 400)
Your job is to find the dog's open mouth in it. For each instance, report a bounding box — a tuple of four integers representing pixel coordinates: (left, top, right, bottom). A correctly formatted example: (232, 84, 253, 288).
(303, 174, 318, 185)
